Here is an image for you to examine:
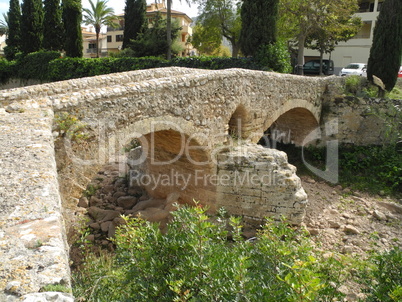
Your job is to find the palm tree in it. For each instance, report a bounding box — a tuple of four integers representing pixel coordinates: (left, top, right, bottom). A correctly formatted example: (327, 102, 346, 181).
(83, 0, 116, 58)
(0, 13, 9, 37)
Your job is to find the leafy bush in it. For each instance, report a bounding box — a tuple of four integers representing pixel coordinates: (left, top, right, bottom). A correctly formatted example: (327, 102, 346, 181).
(170, 56, 263, 71)
(14, 51, 61, 81)
(254, 41, 292, 73)
(359, 247, 402, 302)
(48, 56, 168, 81)
(73, 205, 348, 302)
(0, 59, 15, 84)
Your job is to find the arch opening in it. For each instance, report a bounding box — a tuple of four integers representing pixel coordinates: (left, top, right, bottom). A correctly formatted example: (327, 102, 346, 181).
(228, 105, 249, 139)
(259, 107, 319, 148)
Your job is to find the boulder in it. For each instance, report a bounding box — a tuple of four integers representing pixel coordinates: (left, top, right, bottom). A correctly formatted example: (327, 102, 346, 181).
(132, 198, 165, 212)
(117, 196, 138, 209)
(88, 207, 120, 222)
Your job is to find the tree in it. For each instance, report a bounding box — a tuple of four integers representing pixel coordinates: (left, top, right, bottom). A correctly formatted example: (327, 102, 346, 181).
(240, 0, 279, 57)
(43, 0, 64, 51)
(62, 0, 83, 58)
(279, 0, 360, 75)
(130, 12, 181, 57)
(20, 0, 43, 54)
(305, 1, 361, 75)
(192, 23, 222, 55)
(166, 0, 192, 60)
(367, 0, 402, 93)
(4, 0, 21, 60)
(194, 0, 242, 57)
(122, 0, 146, 50)
(83, 0, 116, 58)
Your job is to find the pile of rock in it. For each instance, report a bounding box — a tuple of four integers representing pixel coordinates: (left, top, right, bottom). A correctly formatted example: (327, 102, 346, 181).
(76, 163, 180, 246)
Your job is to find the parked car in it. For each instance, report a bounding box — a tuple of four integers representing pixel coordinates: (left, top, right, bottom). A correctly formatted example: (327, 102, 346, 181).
(339, 63, 367, 77)
(398, 66, 402, 78)
(303, 59, 334, 75)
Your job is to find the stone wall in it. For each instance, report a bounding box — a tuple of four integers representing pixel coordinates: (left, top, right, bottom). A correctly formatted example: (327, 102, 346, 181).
(319, 96, 401, 146)
(0, 105, 72, 301)
(216, 144, 307, 225)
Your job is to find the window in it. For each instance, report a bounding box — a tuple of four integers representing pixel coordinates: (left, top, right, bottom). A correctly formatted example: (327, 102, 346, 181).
(116, 34, 124, 42)
(182, 34, 186, 42)
(88, 43, 96, 49)
(353, 21, 372, 39)
(107, 35, 112, 43)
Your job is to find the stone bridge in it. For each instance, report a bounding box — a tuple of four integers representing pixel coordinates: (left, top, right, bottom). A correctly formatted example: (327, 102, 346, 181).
(0, 67, 337, 300)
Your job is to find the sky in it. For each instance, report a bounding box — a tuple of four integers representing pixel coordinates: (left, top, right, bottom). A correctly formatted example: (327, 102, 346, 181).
(0, 0, 200, 21)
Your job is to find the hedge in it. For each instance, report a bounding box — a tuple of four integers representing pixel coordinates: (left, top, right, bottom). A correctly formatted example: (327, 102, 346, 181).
(0, 52, 278, 84)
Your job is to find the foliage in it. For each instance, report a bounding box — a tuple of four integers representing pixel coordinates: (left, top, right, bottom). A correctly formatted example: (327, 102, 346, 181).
(279, 0, 361, 75)
(305, 1, 361, 75)
(240, 0, 279, 57)
(0, 12, 9, 36)
(72, 205, 351, 302)
(20, 0, 43, 54)
(0, 59, 15, 83)
(343, 75, 364, 95)
(193, 0, 242, 57)
(40, 284, 71, 293)
(367, 0, 402, 92)
(47, 56, 168, 81)
(54, 111, 89, 142)
(62, 0, 83, 58)
(83, 0, 116, 58)
(14, 51, 61, 81)
(191, 23, 222, 56)
(4, 0, 22, 60)
(122, 0, 146, 50)
(129, 12, 181, 58)
(43, 0, 64, 51)
(254, 40, 292, 73)
(359, 247, 402, 302)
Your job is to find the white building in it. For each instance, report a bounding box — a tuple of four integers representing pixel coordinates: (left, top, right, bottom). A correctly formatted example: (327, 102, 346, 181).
(304, 0, 383, 74)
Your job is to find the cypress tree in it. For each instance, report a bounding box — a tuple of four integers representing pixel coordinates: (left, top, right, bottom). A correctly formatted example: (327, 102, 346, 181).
(240, 0, 279, 57)
(43, 0, 64, 51)
(122, 0, 146, 49)
(62, 0, 83, 58)
(367, 0, 402, 92)
(4, 0, 22, 60)
(20, 0, 44, 54)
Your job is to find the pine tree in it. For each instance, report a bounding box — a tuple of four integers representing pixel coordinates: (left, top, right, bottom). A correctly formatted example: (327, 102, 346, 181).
(4, 0, 22, 60)
(367, 0, 402, 92)
(43, 0, 64, 51)
(240, 0, 279, 57)
(62, 0, 83, 58)
(122, 0, 146, 50)
(20, 0, 44, 54)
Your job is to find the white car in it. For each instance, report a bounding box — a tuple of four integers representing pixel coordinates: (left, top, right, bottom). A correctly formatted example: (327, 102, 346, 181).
(339, 63, 367, 76)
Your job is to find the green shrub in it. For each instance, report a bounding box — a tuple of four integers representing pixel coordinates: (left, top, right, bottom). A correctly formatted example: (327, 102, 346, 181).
(254, 41, 292, 73)
(0, 59, 16, 84)
(343, 75, 362, 95)
(14, 51, 61, 81)
(359, 247, 402, 302)
(48, 56, 167, 81)
(72, 205, 347, 302)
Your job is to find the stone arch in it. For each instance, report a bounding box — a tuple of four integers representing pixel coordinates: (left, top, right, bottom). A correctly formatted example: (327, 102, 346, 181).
(261, 100, 320, 146)
(122, 117, 216, 209)
(227, 104, 251, 139)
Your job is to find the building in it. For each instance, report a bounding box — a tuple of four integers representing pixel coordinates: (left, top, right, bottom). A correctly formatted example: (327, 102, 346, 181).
(304, 0, 383, 74)
(107, 0, 195, 56)
(82, 27, 108, 58)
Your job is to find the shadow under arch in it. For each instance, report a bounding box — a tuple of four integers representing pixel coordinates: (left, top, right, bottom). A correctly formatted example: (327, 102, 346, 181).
(261, 102, 320, 147)
(227, 104, 252, 139)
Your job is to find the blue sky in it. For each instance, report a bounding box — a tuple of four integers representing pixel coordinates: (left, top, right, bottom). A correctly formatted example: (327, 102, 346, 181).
(0, 0, 199, 21)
